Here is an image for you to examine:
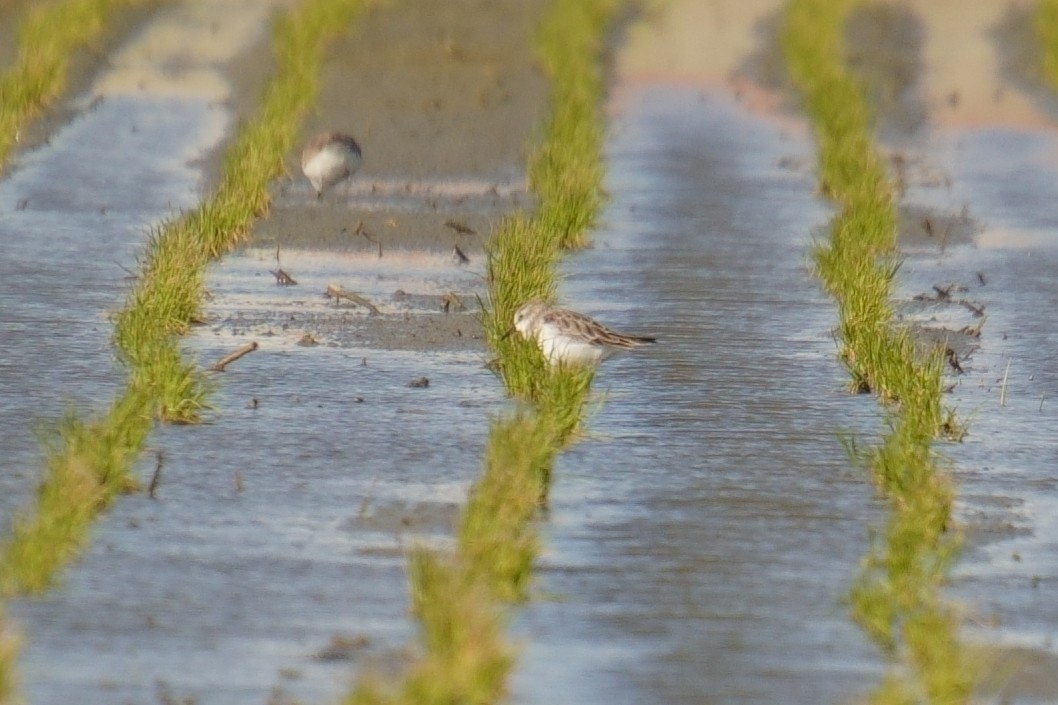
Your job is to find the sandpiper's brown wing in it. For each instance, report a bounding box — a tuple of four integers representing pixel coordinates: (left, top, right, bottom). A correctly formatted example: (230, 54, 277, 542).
(327, 132, 362, 158)
(301, 132, 362, 166)
(546, 307, 656, 350)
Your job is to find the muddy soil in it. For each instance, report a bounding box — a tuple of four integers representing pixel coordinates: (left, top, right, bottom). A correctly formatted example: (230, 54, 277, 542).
(254, 0, 548, 257)
(203, 0, 553, 353)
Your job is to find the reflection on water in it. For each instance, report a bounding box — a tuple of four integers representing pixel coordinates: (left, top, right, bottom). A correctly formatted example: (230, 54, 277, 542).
(512, 86, 886, 704)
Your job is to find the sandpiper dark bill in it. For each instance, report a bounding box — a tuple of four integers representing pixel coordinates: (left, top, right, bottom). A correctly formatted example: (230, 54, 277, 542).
(511, 299, 657, 366)
(301, 131, 363, 200)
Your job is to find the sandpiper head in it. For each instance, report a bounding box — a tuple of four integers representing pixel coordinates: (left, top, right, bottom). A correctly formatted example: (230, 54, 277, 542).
(512, 300, 551, 340)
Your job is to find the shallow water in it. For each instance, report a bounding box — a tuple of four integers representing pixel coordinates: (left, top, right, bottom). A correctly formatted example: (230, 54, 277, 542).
(0, 95, 223, 527)
(511, 86, 886, 705)
(897, 127, 1058, 678)
(14, 342, 504, 704)
(7, 3, 1058, 703)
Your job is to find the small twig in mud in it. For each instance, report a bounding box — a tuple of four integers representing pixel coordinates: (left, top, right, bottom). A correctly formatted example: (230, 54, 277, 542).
(977, 271, 987, 286)
(890, 152, 907, 195)
(959, 317, 986, 338)
(355, 220, 383, 258)
(270, 268, 298, 285)
(441, 292, 466, 313)
(211, 341, 259, 371)
(452, 244, 470, 265)
(939, 219, 953, 253)
(1000, 359, 1012, 407)
(149, 451, 164, 500)
(945, 347, 964, 374)
(923, 216, 955, 252)
(114, 260, 139, 280)
(445, 219, 476, 235)
(325, 284, 381, 315)
(357, 476, 380, 518)
(959, 300, 985, 318)
(272, 244, 298, 283)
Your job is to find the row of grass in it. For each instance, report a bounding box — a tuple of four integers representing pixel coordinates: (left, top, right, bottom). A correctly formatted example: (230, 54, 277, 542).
(0, 0, 371, 699)
(341, 1, 623, 702)
(0, 0, 156, 173)
(780, 1, 973, 703)
(0, 3, 160, 698)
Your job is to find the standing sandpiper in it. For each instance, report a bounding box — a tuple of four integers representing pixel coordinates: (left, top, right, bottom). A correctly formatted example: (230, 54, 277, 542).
(510, 300, 657, 366)
(301, 131, 362, 200)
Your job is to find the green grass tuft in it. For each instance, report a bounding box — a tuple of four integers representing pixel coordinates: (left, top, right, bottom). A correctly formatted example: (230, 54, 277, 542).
(343, 1, 624, 702)
(0, 0, 158, 172)
(781, 0, 973, 702)
(0, 388, 153, 597)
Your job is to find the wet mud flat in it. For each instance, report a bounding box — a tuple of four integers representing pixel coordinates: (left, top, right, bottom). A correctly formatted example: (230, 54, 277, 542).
(254, 0, 548, 259)
(198, 245, 487, 352)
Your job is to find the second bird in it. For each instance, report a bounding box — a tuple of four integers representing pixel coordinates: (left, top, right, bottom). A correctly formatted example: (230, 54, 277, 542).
(301, 131, 362, 200)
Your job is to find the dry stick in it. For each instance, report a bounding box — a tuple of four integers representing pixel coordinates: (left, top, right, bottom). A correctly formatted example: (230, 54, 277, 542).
(148, 451, 164, 500)
(452, 244, 470, 264)
(442, 291, 466, 313)
(445, 219, 476, 235)
(1000, 359, 1012, 407)
(325, 284, 381, 315)
(211, 341, 259, 372)
(114, 260, 138, 280)
(960, 299, 985, 317)
(272, 243, 297, 284)
(270, 269, 298, 285)
(355, 220, 383, 258)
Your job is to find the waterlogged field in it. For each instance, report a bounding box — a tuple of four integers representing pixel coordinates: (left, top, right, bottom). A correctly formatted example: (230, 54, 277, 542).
(2, 0, 1058, 704)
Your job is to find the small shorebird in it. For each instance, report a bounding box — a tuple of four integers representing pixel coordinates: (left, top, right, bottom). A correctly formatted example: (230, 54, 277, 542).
(510, 300, 656, 366)
(301, 131, 362, 199)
